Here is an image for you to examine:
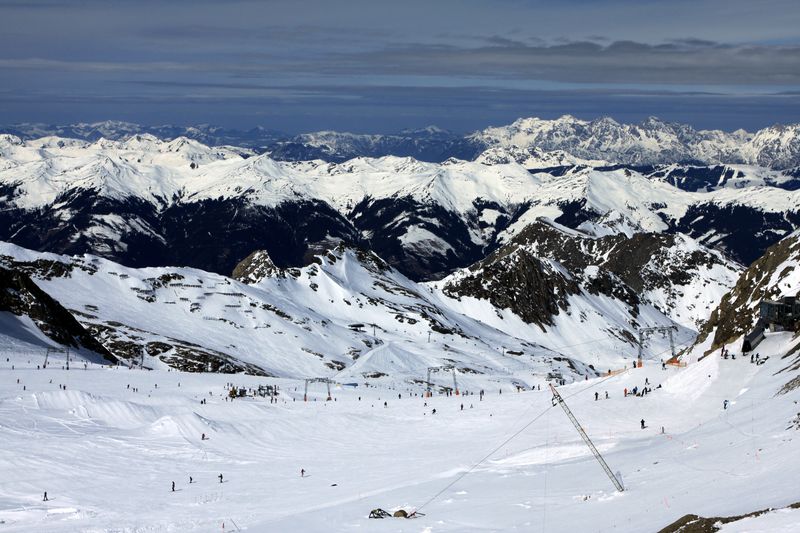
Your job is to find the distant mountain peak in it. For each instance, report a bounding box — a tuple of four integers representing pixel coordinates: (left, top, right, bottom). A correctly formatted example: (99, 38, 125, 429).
(1, 115, 799, 168)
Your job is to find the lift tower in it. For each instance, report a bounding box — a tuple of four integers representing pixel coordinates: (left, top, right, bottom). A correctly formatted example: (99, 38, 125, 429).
(549, 384, 624, 492)
(426, 365, 459, 397)
(304, 378, 334, 401)
(638, 325, 678, 361)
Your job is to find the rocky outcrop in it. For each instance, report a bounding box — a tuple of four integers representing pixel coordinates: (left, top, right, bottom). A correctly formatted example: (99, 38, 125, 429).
(0, 266, 116, 361)
(444, 219, 738, 329)
(695, 232, 800, 352)
(232, 250, 281, 283)
(443, 247, 580, 329)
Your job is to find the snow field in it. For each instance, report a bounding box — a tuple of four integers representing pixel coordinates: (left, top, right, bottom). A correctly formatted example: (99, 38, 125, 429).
(0, 331, 797, 532)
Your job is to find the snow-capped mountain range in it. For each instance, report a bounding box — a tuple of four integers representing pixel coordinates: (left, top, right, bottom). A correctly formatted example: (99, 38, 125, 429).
(472, 115, 800, 169)
(1, 132, 799, 282)
(2, 114, 800, 380)
(4, 115, 800, 168)
(0, 121, 284, 151)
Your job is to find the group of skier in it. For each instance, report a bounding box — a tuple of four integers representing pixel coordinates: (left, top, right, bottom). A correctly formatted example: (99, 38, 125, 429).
(722, 344, 769, 366)
(170, 473, 225, 492)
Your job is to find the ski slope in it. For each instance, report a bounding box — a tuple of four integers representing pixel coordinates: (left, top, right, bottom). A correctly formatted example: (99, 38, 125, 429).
(0, 331, 797, 532)
(0, 241, 691, 383)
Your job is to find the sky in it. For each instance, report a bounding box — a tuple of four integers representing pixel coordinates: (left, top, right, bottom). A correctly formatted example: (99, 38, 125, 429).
(0, 0, 799, 134)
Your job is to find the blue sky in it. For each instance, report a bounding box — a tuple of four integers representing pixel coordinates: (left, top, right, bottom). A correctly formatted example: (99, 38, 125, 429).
(1, 0, 798, 133)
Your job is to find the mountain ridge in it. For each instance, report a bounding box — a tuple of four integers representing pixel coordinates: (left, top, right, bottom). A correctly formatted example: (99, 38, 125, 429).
(2, 133, 799, 281)
(4, 115, 800, 169)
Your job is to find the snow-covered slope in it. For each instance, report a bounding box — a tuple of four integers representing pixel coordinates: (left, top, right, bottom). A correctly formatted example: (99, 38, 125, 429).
(0, 242, 572, 381)
(0, 325, 797, 531)
(0, 240, 696, 382)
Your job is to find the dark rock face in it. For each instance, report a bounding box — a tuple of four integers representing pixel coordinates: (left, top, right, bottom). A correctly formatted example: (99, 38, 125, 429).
(443, 219, 732, 328)
(507, 221, 724, 298)
(1, 174, 520, 281)
(443, 246, 580, 329)
(231, 250, 281, 283)
(591, 164, 800, 192)
(669, 204, 800, 266)
(0, 265, 116, 361)
(349, 196, 498, 281)
(0, 194, 363, 278)
(1, 179, 775, 287)
(160, 200, 362, 273)
(529, 190, 799, 269)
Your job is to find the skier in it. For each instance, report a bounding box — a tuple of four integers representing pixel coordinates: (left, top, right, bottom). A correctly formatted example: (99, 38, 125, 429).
(723, 399, 729, 410)
(460, 403, 464, 411)
(595, 392, 599, 401)
(201, 433, 206, 440)
(624, 388, 628, 397)
(43, 491, 48, 502)
(301, 469, 305, 478)
(432, 408, 437, 415)
(172, 481, 175, 492)
(605, 391, 609, 399)
(640, 419, 645, 429)
(189, 476, 193, 484)
(383, 401, 387, 408)
(632, 361, 636, 369)
(218, 474, 223, 484)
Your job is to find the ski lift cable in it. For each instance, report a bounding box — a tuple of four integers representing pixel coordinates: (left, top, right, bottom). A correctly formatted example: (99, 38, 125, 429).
(415, 372, 620, 513)
(546, 336, 624, 352)
(415, 404, 555, 513)
(639, 331, 696, 359)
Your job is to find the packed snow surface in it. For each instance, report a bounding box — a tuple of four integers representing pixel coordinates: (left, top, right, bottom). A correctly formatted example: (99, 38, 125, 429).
(0, 331, 798, 532)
